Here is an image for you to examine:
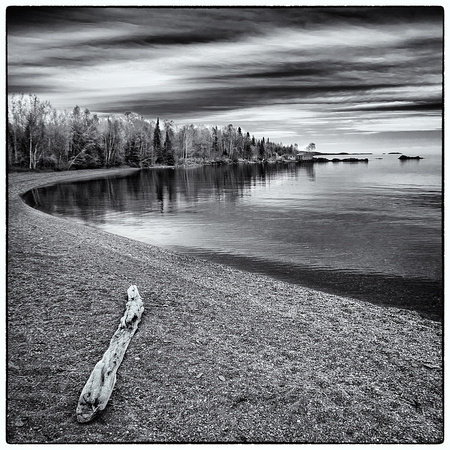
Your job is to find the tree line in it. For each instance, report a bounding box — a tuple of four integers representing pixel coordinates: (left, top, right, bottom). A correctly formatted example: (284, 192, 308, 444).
(7, 93, 299, 171)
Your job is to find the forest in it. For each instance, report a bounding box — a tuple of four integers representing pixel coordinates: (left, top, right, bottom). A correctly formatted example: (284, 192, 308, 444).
(7, 93, 300, 171)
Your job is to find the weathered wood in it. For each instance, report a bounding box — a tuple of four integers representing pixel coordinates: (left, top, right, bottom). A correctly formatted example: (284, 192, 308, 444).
(76, 285, 144, 423)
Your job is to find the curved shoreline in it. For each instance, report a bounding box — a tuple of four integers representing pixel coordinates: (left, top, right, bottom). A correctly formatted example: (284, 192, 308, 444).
(19, 167, 442, 322)
(7, 169, 443, 444)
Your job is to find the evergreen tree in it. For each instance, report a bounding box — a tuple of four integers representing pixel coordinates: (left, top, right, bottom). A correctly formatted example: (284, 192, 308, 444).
(153, 118, 163, 164)
(236, 126, 244, 159)
(258, 137, 266, 160)
(244, 132, 252, 160)
(165, 128, 175, 166)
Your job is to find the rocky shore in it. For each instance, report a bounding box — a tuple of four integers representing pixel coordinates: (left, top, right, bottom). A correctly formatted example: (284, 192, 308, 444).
(6, 169, 443, 444)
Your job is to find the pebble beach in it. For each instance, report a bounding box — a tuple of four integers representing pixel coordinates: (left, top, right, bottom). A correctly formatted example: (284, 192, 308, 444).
(6, 169, 443, 444)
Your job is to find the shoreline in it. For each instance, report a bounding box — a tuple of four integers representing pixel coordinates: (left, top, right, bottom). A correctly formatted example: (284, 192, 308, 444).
(20, 166, 442, 322)
(7, 169, 443, 443)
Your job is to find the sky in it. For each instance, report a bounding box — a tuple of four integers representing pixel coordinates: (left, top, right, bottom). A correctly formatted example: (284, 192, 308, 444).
(6, 5, 444, 154)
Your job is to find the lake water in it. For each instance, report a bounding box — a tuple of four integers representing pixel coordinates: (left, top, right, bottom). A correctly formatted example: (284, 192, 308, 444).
(24, 154, 443, 320)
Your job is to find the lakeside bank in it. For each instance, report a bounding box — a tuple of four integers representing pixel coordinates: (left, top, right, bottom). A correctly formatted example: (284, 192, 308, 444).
(7, 169, 443, 443)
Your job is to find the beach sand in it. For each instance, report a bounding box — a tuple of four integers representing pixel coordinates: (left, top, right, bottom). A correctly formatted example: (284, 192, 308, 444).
(6, 169, 443, 443)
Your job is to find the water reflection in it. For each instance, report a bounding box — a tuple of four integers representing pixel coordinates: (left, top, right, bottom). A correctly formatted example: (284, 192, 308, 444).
(23, 157, 442, 321)
(26, 162, 317, 220)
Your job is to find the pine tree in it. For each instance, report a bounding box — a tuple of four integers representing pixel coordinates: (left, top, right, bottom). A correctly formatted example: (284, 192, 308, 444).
(165, 129, 175, 166)
(258, 137, 265, 160)
(244, 132, 252, 160)
(153, 118, 163, 164)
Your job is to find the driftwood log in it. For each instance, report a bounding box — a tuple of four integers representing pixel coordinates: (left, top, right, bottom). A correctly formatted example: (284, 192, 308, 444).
(76, 285, 144, 423)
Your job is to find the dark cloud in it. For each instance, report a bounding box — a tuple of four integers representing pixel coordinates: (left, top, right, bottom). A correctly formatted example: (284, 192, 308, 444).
(316, 6, 443, 25)
(399, 36, 443, 52)
(345, 101, 443, 113)
(96, 82, 412, 120)
(8, 55, 98, 70)
(7, 6, 120, 31)
(7, 6, 443, 38)
(8, 83, 63, 94)
(7, 6, 262, 41)
(204, 58, 434, 84)
(6, 70, 54, 94)
(219, 63, 332, 80)
(88, 30, 249, 49)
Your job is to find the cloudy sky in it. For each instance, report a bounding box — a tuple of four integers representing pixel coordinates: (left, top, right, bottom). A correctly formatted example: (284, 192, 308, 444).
(7, 6, 443, 153)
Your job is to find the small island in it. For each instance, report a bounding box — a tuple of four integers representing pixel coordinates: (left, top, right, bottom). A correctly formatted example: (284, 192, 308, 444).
(314, 157, 369, 163)
(398, 155, 424, 160)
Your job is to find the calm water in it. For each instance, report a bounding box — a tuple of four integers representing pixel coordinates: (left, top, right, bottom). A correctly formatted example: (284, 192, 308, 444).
(24, 154, 443, 320)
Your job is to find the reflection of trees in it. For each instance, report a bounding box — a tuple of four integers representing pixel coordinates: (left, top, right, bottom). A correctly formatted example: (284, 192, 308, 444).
(303, 163, 316, 181)
(27, 163, 317, 221)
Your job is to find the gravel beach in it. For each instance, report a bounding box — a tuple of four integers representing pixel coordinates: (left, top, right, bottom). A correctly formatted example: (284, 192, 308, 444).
(6, 169, 443, 444)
